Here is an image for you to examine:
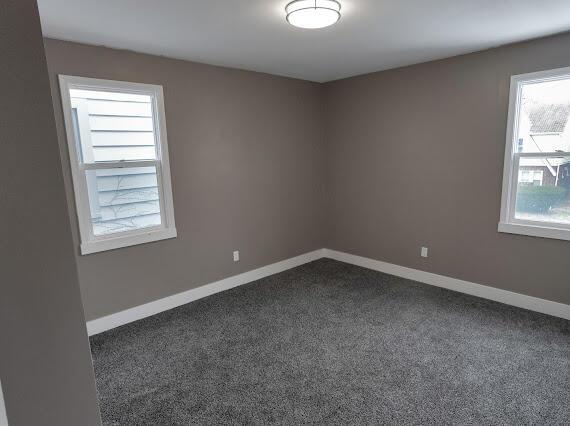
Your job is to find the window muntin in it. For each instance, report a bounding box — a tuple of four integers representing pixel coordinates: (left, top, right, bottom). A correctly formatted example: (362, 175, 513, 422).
(499, 67, 570, 241)
(60, 76, 176, 254)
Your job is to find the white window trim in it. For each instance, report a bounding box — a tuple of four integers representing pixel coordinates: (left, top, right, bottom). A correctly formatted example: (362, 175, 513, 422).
(59, 75, 177, 254)
(499, 66, 570, 242)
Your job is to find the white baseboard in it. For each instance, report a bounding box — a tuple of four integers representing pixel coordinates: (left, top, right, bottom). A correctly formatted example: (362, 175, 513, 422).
(87, 249, 326, 336)
(323, 249, 570, 320)
(87, 247, 569, 335)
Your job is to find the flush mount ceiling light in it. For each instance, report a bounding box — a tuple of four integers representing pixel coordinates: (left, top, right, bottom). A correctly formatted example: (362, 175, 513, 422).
(286, 0, 341, 29)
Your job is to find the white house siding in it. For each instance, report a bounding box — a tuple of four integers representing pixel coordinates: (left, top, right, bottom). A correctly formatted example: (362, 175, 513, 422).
(70, 90, 162, 236)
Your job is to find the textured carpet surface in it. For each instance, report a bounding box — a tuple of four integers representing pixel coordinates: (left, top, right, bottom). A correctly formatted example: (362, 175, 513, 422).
(90, 259, 570, 425)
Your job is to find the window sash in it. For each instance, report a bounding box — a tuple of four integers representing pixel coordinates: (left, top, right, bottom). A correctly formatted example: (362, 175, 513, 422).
(506, 153, 570, 230)
(80, 160, 158, 170)
(514, 152, 570, 158)
(79, 160, 168, 242)
(59, 75, 176, 254)
(71, 96, 159, 165)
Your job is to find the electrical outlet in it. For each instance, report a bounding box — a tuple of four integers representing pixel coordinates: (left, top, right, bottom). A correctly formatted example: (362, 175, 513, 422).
(233, 250, 240, 262)
(421, 247, 428, 258)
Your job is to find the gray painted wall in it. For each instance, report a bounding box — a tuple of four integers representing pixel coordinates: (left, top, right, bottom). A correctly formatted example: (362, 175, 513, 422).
(44, 39, 326, 321)
(0, 1, 101, 424)
(44, 32, 570, 327)
(325, 32, 570, 305)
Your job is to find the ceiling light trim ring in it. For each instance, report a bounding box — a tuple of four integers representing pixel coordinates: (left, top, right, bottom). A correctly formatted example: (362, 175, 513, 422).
(285, 0, 342, 14)
(285, 0, 342, 29)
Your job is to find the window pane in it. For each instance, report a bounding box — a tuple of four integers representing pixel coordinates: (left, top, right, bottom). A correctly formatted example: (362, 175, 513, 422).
(516, 78, 570, 153)
(69, 89, 157, 162)
(514, 157, 570, 225)
(85, 166, 162, 236)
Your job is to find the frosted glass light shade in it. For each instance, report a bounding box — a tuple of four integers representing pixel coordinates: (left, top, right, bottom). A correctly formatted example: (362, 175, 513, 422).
(286, 0, 341, 29)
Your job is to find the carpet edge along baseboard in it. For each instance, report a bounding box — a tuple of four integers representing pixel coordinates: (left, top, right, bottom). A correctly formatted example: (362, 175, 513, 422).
(87, 248, 569, 335)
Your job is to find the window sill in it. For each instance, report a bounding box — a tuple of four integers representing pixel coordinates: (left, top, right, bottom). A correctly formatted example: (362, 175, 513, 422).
(498, 221, 570, 242)
(80, 227, 177, 255)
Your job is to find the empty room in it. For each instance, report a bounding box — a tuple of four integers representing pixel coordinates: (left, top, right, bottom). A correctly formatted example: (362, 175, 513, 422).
(2, 1, 570, 425)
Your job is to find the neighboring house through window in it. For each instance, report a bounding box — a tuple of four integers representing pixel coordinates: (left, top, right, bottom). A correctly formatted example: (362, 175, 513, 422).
(499, 67, 570, 241)
(59, 76, 176, 254)
(518, 169, 543, 186)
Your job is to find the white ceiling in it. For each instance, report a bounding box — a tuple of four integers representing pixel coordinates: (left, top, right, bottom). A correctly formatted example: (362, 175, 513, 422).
(38, 0, 570, 83)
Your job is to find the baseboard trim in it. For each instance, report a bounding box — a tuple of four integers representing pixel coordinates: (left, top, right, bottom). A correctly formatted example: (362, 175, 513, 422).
(323, 249, 570, 320)
(87, 247, 569, 335)
(86, 249, 326, 336)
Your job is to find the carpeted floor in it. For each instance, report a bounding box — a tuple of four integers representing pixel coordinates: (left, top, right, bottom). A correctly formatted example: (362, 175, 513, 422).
(90, 259, 570, 425)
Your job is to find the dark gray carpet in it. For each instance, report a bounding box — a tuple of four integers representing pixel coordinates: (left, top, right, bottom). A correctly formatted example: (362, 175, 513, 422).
(90, 259, 570, 425)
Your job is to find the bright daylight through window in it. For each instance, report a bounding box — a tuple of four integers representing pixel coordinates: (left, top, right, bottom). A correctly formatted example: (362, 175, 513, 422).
(59, 76, 176, 254)
(499, 67, 570, 241)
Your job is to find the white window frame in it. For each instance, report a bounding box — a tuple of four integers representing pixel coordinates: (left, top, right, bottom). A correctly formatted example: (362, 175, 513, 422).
(59, 75, 177, 254)
(499, 66, 570, 242)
